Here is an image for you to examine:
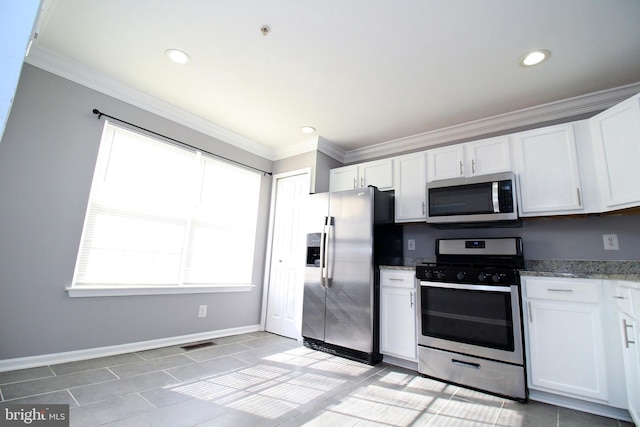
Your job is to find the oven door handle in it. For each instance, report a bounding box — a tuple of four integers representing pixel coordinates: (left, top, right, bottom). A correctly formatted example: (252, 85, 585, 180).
(420, 281, 511, 293)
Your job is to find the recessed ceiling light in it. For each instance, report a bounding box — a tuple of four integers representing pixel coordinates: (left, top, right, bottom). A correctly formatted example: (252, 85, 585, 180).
(519, 49, 550, 67)
(301, 126, 316, 134)
(165, 49, 191, 64)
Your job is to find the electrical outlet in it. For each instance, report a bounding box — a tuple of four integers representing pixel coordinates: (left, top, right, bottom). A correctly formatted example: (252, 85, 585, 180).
(408, 239, 416, 251)
(603, 234, 619, 251)
(198, 305, 207, 318)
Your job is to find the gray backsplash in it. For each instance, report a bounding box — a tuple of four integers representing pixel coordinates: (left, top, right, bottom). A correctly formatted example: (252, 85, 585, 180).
(402, 213, 640, 264)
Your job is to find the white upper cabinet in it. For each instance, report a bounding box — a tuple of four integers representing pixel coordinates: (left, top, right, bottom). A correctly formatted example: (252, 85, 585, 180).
(394, 152, 427, 222)
(466, 136, 513, 176)
(426, 136, 511, 182)
(329, 159, 393, 192)
(426, 145, 464, 181)
(329, 165, 359, 192)
(512, 123, 584, 216)
(590, 93, 640, 211)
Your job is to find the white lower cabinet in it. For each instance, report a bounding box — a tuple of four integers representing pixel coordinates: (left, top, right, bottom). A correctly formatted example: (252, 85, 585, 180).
(615, 283, 640, 425)
(522, 277, 609, 402)
(380, 269, 417, 361)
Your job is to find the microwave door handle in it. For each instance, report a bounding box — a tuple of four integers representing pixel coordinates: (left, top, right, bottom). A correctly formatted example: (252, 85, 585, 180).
(492, 181, 500, 212)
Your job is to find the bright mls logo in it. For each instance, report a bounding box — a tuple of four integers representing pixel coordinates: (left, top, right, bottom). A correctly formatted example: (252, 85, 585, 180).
(0, 404, 69, 426)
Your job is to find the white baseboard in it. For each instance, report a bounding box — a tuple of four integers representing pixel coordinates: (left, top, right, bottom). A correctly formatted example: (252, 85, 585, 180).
(0, 324, 262, 373)
(381, 354, 418, 371)
(528, 389, 632, 422)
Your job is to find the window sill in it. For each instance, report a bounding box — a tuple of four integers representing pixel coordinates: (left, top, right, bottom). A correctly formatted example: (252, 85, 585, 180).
(66, 284, 255, 298)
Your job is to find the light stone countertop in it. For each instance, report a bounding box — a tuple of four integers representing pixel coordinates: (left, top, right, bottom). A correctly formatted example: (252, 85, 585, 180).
(381, 260, 640, 283)
(521, 260, 640, 283)
(378, 265, 415, 271)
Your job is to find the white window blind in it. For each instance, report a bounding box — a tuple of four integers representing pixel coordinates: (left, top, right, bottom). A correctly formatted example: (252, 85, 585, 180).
(71, 122, 260, 292)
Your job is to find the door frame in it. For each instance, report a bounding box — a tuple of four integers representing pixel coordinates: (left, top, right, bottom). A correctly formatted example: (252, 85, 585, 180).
(260, 168, 311, 336)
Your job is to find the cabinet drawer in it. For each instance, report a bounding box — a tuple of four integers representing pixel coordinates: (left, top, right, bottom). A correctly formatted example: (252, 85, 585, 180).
(380, 269, 415, 289)
(524, 277, 601, 303)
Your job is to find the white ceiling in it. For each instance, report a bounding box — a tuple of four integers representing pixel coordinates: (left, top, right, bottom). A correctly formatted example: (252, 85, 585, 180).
(29, 0, 640, 161)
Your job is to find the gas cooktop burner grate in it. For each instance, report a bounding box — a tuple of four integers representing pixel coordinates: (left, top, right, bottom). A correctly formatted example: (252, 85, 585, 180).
(416, 238, 524, 285)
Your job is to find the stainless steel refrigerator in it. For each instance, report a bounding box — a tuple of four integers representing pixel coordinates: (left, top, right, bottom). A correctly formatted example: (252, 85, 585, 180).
(302, 186, 403, 365)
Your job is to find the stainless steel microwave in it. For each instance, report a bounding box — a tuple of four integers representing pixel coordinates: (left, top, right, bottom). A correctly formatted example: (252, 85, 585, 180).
(426, 172, 518, 225)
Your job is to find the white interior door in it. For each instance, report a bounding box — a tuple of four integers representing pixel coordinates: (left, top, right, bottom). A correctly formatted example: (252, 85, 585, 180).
(264, 170, 310, 339)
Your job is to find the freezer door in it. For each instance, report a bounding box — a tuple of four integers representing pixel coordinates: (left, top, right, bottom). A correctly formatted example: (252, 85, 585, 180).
(325, 188, 375, 353)
(301, 193, 329, 341)
(302, 264, 326, 341)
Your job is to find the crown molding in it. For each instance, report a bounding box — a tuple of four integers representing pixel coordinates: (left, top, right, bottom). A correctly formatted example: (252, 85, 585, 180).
(316, 136, 346, 163)
(25, 46, 276, 160)
(272, 137, 320, 160)
(271, 136, 345, 162)
(23, 46, 640, 165)
(344, 82, 640, 164)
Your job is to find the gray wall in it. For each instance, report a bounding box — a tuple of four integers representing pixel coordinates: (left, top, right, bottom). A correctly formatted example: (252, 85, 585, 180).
(272, 150, 343, 193)
(403, 214, 640, 262)
(315, 151, 343, 193)
(0, 65, 273, 359)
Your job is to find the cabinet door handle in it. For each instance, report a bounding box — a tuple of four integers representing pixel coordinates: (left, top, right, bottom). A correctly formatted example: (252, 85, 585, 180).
(410, 291, 414, 308)
(547, 288, 573, 292)
(388, 278, 404, 281)
(623, 319, 636, 348)
(612, 296, 625, 300)
(353, 178, 357, 189)
(576, 188, 582, 206)
(361, 177, 364, 188)
(459, 161, 463, 175)
(471, 159, 476, 174)
(527, 301, 533, 323)
(422, 201, 425, 215)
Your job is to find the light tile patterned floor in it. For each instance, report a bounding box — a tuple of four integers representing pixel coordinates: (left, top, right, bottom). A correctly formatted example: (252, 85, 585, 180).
(0, 332, 634, 426)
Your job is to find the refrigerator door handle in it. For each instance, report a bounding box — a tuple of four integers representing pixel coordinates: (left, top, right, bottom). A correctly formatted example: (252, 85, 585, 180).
(320, 216, 328, 288)
(325, 216, 334, 288)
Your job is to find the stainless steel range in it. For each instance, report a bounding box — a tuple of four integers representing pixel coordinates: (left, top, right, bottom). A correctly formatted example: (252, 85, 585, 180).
(415, 237, 526, 401)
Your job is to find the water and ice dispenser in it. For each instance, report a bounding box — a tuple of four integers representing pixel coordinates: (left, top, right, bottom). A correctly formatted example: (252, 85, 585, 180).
(306, 233, 322, 267)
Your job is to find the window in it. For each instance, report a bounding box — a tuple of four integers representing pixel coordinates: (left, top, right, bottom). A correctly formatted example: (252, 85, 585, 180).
(69, 122, 261, 296)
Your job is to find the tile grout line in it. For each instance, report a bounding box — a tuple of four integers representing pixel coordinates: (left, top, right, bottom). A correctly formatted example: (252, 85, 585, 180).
(491, 400, 506, 427)
(162, 369, 183, 383)
(0, 385, 4, 401)
(105, 367, 121, 380)
(423, 388, 457, 426)
(66, 389, 81, 407)
(136, 391, 158, 410)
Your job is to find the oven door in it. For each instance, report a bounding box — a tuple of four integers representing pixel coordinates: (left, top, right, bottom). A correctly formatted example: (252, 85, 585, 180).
(417, 281, 523, 365)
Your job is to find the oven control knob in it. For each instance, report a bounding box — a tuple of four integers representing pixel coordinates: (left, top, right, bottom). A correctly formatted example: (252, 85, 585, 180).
(424, 271, 433, 280)
(492, 273, 501, 283)
(478, 273, 486, 282)
(456, 272, 465, 281)
(437, 272, 446, 280)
